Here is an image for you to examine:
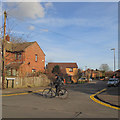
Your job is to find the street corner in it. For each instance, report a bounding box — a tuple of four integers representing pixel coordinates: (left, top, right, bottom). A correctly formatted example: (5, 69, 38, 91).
(90, 88, 120, 110)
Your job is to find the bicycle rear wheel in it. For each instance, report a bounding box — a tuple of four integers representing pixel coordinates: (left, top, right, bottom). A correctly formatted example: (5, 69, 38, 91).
(42, 88, 56, 98)
(58, 88, 68, 99)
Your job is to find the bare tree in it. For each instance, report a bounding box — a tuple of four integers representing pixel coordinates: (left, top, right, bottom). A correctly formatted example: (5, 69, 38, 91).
(99, 64, 110, 72)
(10, 35, 27, 43)
(7, 34, 27, 43)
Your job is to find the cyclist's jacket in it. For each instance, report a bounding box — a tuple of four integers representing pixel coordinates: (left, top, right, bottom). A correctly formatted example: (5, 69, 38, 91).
(54, 76, 63, 86)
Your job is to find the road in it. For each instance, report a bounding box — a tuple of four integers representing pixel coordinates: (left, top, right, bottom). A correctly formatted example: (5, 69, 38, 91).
(2, 80, 119, 118)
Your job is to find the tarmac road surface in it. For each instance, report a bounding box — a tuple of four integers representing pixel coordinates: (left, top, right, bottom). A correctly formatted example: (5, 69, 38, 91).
(2, 80, 119, 118)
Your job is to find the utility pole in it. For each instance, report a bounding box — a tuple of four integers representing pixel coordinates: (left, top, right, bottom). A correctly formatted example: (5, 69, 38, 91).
(2, 11, 7, 89)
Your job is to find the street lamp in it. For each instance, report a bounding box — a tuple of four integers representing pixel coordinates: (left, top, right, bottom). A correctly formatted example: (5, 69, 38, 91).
(111, 48, 115, 73)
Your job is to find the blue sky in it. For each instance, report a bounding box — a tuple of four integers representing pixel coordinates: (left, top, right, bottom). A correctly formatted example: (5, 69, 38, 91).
(2, 2, 118, 70)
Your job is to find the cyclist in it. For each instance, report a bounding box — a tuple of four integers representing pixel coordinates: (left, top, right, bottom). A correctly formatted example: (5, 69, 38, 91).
(54, 75, 64, 96)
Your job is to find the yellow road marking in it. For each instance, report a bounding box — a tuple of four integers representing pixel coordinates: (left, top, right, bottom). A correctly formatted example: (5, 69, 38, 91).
(90, 88, 120, 110)
(1, 92, 29, 96)
(1, 88, 56, 97)
(1, 89, 44, 97)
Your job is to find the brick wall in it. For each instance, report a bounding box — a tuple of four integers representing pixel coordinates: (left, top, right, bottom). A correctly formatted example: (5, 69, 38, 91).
(5, 52, 24, 65)
(20, 42, 45, 75)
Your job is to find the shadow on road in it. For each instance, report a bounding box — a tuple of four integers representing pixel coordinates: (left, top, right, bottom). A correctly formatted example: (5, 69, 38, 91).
(66, 80, 119, 97)
(66, 80, 108, 95)
(32, 92, 43, 97)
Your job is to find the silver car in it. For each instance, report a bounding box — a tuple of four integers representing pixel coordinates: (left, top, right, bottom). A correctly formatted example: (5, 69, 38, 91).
(107, 78, 119, 87)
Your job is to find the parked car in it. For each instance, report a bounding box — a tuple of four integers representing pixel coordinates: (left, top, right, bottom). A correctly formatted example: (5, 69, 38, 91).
(107, 78, 119, 87)
(89, 78, 92, 82)
(78, 77, 92, 82)
(78, 77, 87, 82)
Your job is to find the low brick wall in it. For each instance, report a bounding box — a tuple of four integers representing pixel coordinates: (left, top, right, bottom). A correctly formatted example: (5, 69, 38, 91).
(5, 74, 50, 88)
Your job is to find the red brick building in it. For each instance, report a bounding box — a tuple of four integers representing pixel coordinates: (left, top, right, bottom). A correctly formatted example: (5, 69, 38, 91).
(5, 41, 45, 76)
(46, 62, 78, 83)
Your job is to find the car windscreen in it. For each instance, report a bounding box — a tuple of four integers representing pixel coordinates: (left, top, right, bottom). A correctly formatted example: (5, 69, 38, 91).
(109, 79, 114, 81)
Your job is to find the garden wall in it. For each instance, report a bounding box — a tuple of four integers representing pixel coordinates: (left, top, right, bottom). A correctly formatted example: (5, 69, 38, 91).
(5, 74, 50, 88)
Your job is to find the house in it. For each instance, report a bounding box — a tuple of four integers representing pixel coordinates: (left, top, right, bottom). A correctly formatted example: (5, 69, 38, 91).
(115, 69, 120, 79)
(46, 62, 78, 83)
(82, 69, 105, 80)
(5, 38, 45, 77)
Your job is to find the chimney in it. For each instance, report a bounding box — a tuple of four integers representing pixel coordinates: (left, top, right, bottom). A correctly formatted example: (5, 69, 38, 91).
(6, 35, 10, 41)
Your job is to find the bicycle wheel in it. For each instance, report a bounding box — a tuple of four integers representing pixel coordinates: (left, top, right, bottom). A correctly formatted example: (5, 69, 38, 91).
(42, 88, 56, 98)
(58, 88, 68, 99)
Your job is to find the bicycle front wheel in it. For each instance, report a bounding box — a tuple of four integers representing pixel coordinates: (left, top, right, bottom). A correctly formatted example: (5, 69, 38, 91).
(58, 88, 68, 99)
(42, 88, 56, 98)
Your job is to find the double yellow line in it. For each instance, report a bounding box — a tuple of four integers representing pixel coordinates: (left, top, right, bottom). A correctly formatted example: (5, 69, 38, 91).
(1, 89, 43, 97)
(90, 88, 120, 110)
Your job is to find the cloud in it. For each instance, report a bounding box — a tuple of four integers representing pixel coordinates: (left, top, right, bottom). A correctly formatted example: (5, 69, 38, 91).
(34, 17, 117, 29)
(28, 25, 35, 30)
(40, 29, 48, 32)
(6, 1, 45, 20)
(45, 2, 53, 9)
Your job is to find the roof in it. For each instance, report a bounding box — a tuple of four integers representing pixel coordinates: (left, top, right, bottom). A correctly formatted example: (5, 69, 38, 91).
(6, 41, 35, 52)
(115, 69, 120, 72)
(6, 63, 22, 69)
(48, 62, 78, 68)
(47, 62, 78, 74)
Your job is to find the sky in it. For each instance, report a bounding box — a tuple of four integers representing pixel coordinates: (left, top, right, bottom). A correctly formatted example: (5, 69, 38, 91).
(1, 1, 119, 70)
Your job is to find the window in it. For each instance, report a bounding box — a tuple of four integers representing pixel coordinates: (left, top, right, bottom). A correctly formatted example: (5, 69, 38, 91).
(32, 69, 36, 73)
(12, 69, 16, 76)
(69, 68, 73, 72)
(7, 69, 11, 76)
(7, 69, 17, 76)
(15, 53, 18, 60)
(35, 54, 38, 62)
(15, 53, 22, 60)
(18, 53, 21, 60)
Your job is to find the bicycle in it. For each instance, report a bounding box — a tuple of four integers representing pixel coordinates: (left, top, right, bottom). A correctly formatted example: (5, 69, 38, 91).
(42, 82, 68, 99)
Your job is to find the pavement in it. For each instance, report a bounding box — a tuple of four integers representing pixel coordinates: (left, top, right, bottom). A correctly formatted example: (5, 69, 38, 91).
(1, 86, 46, 94)
(1, 83, 120, 108)
(97, 85, 120, 107)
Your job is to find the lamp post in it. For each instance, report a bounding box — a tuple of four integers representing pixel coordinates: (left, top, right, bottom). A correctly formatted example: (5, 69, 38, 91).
(111, 48, 115, 76)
